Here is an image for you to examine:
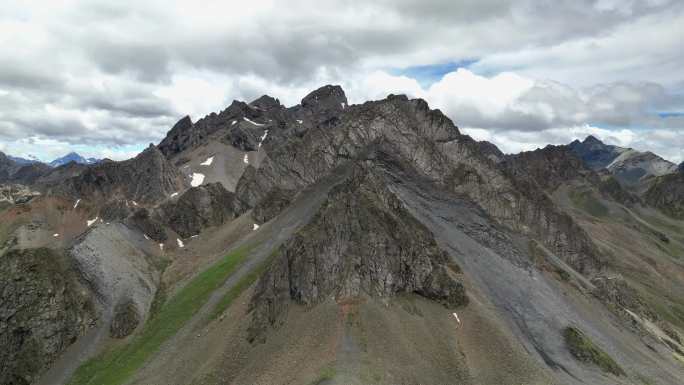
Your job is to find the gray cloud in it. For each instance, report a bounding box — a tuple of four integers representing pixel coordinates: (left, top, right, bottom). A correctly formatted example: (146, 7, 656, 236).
(0, 0, 682, 162)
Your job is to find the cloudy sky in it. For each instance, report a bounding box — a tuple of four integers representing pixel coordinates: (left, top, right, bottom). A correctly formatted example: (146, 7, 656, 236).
(1, 0, 683, 163)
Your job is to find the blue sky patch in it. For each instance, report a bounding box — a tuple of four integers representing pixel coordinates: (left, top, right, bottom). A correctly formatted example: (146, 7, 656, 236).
(658, 111, 684, 118)
(391, 59, 478, 87)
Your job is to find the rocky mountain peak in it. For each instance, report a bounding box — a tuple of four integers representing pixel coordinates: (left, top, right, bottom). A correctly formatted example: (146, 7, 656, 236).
(583, 135, 605, 146)
(249, 95, 281, 110)
(301, 84, 348, 112)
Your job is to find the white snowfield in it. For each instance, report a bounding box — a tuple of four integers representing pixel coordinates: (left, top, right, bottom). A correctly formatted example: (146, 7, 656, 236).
(177, 238, 184, 248)
(243, 154, 249, 164)
(200, 156, 214, 166)
(87, 217, 99, 227)
(243, 117, 264, 126)
(231, 120, 237, 125)
(253, 223, 260, 231)
(191, 173, 205, 187)
(296, 119, 303, 124)
(73, 199, 81, 209)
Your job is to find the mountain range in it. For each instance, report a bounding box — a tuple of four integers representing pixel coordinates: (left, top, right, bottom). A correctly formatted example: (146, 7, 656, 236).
(1, 85, 683, 385)
(3, 152, 100, 169)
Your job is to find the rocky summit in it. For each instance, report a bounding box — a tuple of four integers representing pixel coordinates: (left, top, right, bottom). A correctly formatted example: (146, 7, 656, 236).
(1, 85, 683, 385)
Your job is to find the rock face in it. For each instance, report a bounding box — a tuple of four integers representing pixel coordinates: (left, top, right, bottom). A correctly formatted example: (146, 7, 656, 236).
(0, 248, 94, 385)
(644, 171, 684, 219)
(155, 182, 236, 238)
(248, 163, 467, 341)
(235, 91, 604, 275)
(53, 145, 188, 205)
(502, 145, 598, 191)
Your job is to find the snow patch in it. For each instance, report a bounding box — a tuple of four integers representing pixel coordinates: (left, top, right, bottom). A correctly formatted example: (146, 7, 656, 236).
(341, 102, 346, 109)
(53, 233, 59, 237)
(131, 201, 138, 206)
(253, 223, 260, 231)
(191, 173, 205, 187)
(243, 154, 249, 164)
(144, 234, 150, 240)
(243, 117, 264, 126)
(200, 156, 214, 166)
(191, 235, 199, 238)
(87, 217, 99, 227)
(73, 199, 81, 209)
(258, 130, 269, 148)
(170, 192, 179, 198)
(452, 312, 461, 324)
(231, 120, 237, 125)
(296, 119, 303, 124)
(159, 243, 164, 251)
(177, 238, 185, 248)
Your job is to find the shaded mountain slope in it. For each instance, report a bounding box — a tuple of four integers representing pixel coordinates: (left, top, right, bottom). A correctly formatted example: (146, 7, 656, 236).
(644, 168, 684, 219)
(51, 145, 188, 206)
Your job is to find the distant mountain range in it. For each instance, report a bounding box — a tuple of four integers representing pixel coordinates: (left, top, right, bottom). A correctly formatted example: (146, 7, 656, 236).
(4, 152, 100, 168)
(48, 152, 100, 167)
(567, 135, 678, 186)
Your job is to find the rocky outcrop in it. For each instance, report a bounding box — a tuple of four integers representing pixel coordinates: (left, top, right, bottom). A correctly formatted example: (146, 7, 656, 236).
(110, 299, 141, 339)
(643, 171, 684, 219)
(53, 145, 188, 205)
(251, 186, 294, 223)
(503, 145, 598, 191)
(0, 248, 95, 385)
(247, 163, 467, 342)
(155, 182, 236, 238)
(0, 184, 41, 206)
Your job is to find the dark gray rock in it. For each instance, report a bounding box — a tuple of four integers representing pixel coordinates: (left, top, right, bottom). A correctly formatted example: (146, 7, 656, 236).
(0, 248, 95, 385)
(155, 182, 236, 238)
(247, 163, 467, 342)
(644, 171, 684, 219)
(52, 145, 188, 205)
(110, 299, 140, 339)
